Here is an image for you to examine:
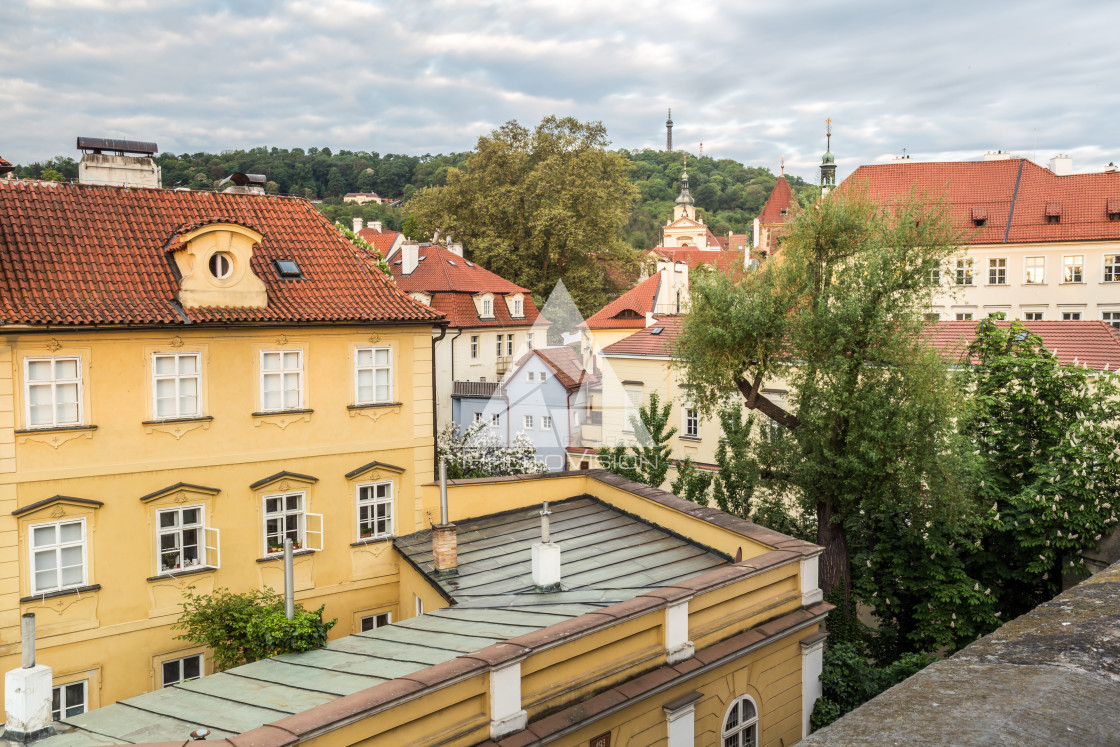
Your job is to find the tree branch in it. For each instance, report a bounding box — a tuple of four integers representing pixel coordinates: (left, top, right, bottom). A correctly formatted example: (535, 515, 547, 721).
(734, 374, 801, 430)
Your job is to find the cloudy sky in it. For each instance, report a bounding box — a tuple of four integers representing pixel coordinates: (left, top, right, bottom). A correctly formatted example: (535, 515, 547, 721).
(2, 0, 1118, 182)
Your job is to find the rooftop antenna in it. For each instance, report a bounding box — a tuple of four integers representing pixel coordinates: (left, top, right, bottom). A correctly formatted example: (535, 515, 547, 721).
(826, 117, 832, 151)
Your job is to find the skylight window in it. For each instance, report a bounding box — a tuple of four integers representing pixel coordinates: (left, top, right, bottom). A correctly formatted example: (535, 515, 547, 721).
(650, 327, 664, 335)
(274, 259, 302, 278)
(466, 261, 475, 267)
(448, 260, 457, 266)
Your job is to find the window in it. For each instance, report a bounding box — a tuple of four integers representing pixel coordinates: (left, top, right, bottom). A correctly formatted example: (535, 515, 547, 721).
(527, 371, 535, 383)
(481, 298, 493, 317)
(541, 415, 553, 430)
(1106, 255, 1120, 282)
(162, 654, 203, 687)
(955, 259, 973, 285)
(1024, 257, 1045, 284)
(491, 412, 500, 426)
(30, 519, 86, 594)
(357, 482, 393, 540)
(684, 408, 700, 438)
(470, 335, 479, 359)
(928, 265, 941, 286)
(988, 257, 1007, 285)
(722, 696, 758, 747)
(527, 332, 534, 349)
(360, 612, 391, 631)
(512, 297, 523, 317)
(52, 681, 87, 721)
(25, 357, 81, 428)
(157, 506, 213, 573)
(623, 384, 642, 433)
(1064, 255, 1084, 282)
(355, 347, 392, 404)
(263, 492, 322, 555)
(956, 312, 974, 321)
(152, 353, 201, 419)
(923, 312, 941, 321)
(473, 412, 482, 423)
(415, 595, 424, 615)
(208, 252, 232, 279)
(260, 351, 302, 411)
(496, 336, 503, 358)
(1024, 311, 1044, 321)
(523, 415, 534, 430)
(1103, 311, 1120, 329)
(1063, 311, 1083, 321)
(506, 335, 514, 356)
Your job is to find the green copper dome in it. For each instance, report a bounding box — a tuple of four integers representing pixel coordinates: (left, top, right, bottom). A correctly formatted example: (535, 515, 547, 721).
(675, 168, 693, 205)
(822, 150, 835, 165)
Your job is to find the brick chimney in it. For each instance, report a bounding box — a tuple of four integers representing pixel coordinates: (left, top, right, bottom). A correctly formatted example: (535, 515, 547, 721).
(432, 461, 458, 575)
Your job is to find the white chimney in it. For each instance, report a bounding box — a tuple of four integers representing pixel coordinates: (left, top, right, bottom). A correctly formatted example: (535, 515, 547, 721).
(4, 614, 54, 742)
(1049, 154, 1073, 176)
(370, 220, 383, 232)
(531, 502, 561, 590)
(448, 240, 464, 257)
(352, 217, 363, 233)
(983, 150, 1013, 161)
(1106, 163, 1118, 173)
(402, 242, 419, 275)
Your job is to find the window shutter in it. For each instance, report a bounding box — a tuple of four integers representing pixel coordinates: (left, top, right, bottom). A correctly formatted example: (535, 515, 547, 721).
(204, 527, 221, 569)
(306, 513, 324, 551)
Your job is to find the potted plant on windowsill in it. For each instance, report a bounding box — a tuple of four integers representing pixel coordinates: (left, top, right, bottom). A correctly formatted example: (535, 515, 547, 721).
(162, 552, 179, 572)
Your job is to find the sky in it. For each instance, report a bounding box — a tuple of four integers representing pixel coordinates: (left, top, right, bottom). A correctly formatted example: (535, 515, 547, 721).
(2, 0, 1119, 183)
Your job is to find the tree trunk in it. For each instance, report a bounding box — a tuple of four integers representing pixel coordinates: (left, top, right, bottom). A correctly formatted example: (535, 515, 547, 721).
(816, 500, 851, 607)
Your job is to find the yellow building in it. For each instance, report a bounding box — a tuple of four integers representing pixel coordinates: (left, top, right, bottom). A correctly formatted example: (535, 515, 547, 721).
(0, 179, 444, 716)
(35, 470, 829, 747)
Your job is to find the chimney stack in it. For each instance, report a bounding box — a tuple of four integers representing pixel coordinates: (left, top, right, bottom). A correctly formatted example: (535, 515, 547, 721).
(531, 502, 561, 590)
(402, 241, 420, 275)
(432, 461, 458, 575)
(352, 217, 363, 233)
(1049, 154, 1073, 175)
(3, 614, 55, 743)
(370, 220, 383, 232)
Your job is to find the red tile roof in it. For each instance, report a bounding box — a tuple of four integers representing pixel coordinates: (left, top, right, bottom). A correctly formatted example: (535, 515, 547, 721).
(649, 246, 747, 273)
(716, 233, 750, 251)
(0, 156, 12, 171)
(387, 243, 539, 328)
(601, 316, 683, 356)
(0, 180, 441, 327)
(924, 320, 1120, 370)
(757, 175, 797, 224)
(583, 272, 661, 329)
(843, 158, 1120, 245)
(357, 226, 401, 255)
(514, 346, 592, 391)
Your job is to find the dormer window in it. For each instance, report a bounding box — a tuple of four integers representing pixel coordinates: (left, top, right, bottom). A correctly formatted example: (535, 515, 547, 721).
(209, 252, 233, 279)
(1108, 198, 1120, 222)
(1045, 201, 1061, 224)
(513, 297, 523, 316)
(482, 298, 493, 317)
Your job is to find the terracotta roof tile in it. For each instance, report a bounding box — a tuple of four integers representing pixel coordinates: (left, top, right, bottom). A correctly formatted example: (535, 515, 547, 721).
(426, 292, 540, 329)
(716, 233, 749, 251)
(649, 246, 747, 273)
(512, 346, 591, 391)
(757, 175, 797, 224)
(582, 272, 661, 329)
(356, 226, 401, 255)
(924, 320, 1120, 370)
(0, 180, 441, 326)
(601, 316, 683, 356)
(844, 158, 1120, 245)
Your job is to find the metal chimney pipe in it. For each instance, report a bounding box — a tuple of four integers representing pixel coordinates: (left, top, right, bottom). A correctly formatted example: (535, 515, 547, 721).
(283, 539, 295, 621)
(21, 613, 35, 669)
(439, 459, 449, 525)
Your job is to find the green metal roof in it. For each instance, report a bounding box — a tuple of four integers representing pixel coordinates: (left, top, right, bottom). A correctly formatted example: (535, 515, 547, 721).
(41, 496, 727, 745)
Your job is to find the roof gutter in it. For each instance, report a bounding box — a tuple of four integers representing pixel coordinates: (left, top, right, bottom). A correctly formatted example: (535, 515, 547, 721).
(1004, 159, 1025, 244)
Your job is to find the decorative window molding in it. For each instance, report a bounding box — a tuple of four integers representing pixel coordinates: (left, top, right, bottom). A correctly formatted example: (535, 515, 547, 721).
(355, 346, 392, 405)
(29, 518, 87, 595)
(357, 481, 393, 541)
(721, 695, 759, 747)
(152, 352, 202, 420)
(24, 356, 82, 429)
(260, 350, 304, 412)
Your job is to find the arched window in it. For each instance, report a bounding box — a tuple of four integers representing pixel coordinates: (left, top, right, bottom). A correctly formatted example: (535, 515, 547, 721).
(721, 695, 758, 747)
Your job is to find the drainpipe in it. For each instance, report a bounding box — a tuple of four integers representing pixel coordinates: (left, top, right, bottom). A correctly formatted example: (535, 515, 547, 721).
(431, 324, 448, 475)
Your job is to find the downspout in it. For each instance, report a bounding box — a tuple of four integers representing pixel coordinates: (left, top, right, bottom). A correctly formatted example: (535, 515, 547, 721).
(431, 324, 448, 475)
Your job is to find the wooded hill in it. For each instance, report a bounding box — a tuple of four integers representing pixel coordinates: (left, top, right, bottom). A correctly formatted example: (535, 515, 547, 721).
(10, 146, 820, 251)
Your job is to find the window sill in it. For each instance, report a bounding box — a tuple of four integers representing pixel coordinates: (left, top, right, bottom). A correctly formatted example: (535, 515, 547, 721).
(347, 402, 403, 411)
(141, 416, 213, 426)
(1060, 281, 1085, 285)
(252, 409, 314, 417)
(256, 549, 316, 563)
(21, 584, 101, 603)
(679, 435, 702, 442)
(15, 424, 97, 435)
(351, 536, 394, 547)
(147, 566, 216, 582)
(1021, 283, 1047, 287)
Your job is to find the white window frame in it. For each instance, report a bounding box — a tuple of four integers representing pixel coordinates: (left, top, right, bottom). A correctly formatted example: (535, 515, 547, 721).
(481, 297, 493, 317)
(623, 384, 643, 433)
(527, 332, 535, 349)
(360, 611, 392, 632)
(354, 346, 392, 405)
(1062, 310, 1084, 321)
(415, 595, 424, 615)
(1102, 310, 1120, 329)
(495, 335, 503, 358)
(473, 411, 482, 423)
(24, 356, 82, 429)
(956, 312, 974, 321)
(684, 408, 700, 438)
(491, 412, 500, 426)
(988, 257, 1007, 285)
(156, 505, 219, 574)
(1024, 311, 1045, 321)
(721, 695, 759, 747)
(512, 297, 524, 317)
(470, 335, 479, 359)
(1064, 255, 1084, 283)
(161, 654, 203, 688)
(1105, 255, 1120, 283)
(506, 334, 514, 357)
(260, 350, 303, 412)
(262, 491, 323, 555)
(151, 352, 202, 420)
(928, 265, 941, 286)
(30, 518, 87, 595)
(955, 258, 973, 286)
(541, 415, 553, 430)
(523, 414, 534, 430)
(52, 681, 87, 721)
(357, 481, 393, 541)
(1024, 256, 1045, 285)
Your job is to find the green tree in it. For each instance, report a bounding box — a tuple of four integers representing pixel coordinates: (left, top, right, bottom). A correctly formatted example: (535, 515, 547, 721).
(407, 116, 640, 314)
(670, 456, 712, 505)
(174, 587, 336, 671)
(40, 167, 65, 182)
(598, 391, 676, 488)
(710, 403, 759, 518)
(676, 186, 967, 605)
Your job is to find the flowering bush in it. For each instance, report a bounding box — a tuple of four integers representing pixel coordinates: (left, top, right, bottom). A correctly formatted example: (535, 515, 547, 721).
(437, 421, 549, 478)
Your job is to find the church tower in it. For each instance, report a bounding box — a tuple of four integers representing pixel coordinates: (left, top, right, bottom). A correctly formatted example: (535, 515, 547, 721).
(666, 109, 673, 152)
(673, 163, 694, 221)
(820, 118, 837, 195)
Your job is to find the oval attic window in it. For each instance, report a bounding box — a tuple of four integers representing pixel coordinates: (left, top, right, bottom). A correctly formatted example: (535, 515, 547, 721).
(209, 252, 233, 279)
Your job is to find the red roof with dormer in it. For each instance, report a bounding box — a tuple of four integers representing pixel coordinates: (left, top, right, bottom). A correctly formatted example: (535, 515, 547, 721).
(601, 316, 683, 357)
(844, 158, 1120, 245)
(925, 320, 1120, 370)
(582, 272, 661, 330)
(757, 175, 797, 225)
(0, 180, 441, 327)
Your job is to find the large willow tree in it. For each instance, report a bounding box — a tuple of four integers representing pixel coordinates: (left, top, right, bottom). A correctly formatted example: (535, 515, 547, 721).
(677, 187, 968, 604)
(407, 116, 639, 314)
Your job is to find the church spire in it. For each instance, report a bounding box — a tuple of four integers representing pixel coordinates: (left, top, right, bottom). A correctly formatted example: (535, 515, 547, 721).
(666, 108, 674, 152)
(820, 118, 837, 194)
(673, 156, 694, 220)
